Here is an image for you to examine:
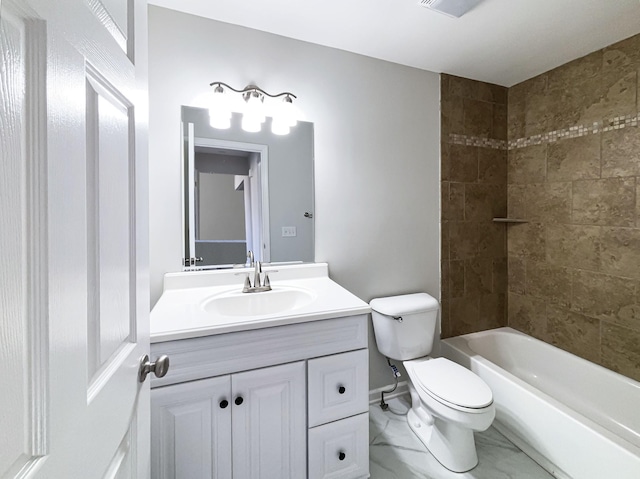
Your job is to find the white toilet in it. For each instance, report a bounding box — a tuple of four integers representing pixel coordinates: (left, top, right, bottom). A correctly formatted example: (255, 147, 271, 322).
(370, 293, 495, 473)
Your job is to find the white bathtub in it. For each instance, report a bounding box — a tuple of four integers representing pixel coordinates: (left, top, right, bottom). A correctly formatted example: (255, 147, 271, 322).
(441, 327, 640, 479)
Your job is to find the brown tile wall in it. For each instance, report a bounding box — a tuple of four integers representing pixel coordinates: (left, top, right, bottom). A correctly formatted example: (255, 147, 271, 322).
(506, 34, 640, 381)
(441, 34, 640, 382)
(441, 75, 509, 338)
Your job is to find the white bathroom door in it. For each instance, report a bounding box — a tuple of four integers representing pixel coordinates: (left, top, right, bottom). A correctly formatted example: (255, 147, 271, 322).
(0, 0, 149, 477)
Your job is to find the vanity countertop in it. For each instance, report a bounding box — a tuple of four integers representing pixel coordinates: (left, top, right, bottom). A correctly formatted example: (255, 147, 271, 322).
(150, 263, 371, 343)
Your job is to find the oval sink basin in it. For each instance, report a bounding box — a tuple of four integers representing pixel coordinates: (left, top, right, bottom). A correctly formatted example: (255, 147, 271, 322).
(202, 286, 316, 317)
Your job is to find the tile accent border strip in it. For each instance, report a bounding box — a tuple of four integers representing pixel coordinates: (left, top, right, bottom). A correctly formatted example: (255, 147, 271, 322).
(448, 112, 639, 151)
(448, 134, 507, 150)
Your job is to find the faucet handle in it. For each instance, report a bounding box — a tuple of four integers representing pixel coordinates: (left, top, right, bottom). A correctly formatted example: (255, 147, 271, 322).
(234, 271, 252, 290)
(262, 270, 278, 289)
(242, 274, 251, 292)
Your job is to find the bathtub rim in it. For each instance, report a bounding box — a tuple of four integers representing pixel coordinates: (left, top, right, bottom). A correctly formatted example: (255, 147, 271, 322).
(441, 327, 640, 459)
(444, 326, 640, 391)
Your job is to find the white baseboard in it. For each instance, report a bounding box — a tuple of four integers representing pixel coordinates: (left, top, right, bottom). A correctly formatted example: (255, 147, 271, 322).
(368, 381, 409, 405)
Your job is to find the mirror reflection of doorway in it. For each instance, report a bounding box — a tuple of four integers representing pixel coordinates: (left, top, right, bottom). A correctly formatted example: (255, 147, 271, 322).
(192, 143, 266, 266)
(182, 108, 314, 270)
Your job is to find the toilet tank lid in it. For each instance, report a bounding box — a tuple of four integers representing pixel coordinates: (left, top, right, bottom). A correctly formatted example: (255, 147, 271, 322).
(370, 293, 439, 316)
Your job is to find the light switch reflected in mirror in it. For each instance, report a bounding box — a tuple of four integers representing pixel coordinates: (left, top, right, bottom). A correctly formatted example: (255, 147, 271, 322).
(181, 106, 315, 269)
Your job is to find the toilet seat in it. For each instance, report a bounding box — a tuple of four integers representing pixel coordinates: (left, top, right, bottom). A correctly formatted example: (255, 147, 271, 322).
(405, 357, 493, 412)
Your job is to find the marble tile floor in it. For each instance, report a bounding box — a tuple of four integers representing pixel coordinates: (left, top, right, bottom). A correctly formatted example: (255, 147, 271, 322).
(369, 397, 554, 479)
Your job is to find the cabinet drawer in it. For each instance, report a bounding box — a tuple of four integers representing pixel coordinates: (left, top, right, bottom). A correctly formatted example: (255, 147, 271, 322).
(308, 349, 368, 427)
(308, 413, 369, 479)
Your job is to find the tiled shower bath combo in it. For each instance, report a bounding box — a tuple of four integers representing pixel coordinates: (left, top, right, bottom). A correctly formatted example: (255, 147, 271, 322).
(435, 33, 640, 477)
(441, 33, 640, 382)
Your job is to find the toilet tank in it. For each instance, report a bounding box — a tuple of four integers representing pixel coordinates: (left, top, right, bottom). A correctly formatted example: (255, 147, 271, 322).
(370, 293, 440, 361)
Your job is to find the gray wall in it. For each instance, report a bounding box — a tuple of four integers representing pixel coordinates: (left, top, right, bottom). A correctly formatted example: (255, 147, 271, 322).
(148, 6, 441, 390)
(195, 240, 247, 266)
(197, 171, 246, 240)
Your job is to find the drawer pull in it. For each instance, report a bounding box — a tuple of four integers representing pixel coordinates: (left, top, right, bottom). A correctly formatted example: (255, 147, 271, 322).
(338, 451, 346, 461)
(235, 396, 244, 406)
(338, 385, 346, 394)
(220, 399, 229, 409)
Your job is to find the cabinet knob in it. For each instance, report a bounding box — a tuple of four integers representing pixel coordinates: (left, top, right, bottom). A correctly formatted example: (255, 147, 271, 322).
(338, 385, 346, 394)
(220, 399, 229, 409)
(235, 396, 244, 406)
(338, 451, 346, 461)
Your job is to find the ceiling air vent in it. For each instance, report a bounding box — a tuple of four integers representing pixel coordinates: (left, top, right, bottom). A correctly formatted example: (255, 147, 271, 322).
(418, 0, 481, 18)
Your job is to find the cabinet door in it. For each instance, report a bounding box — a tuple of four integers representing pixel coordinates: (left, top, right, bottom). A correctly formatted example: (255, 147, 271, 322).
(232, 362, 307, 479)
(151, 376, 232, 479)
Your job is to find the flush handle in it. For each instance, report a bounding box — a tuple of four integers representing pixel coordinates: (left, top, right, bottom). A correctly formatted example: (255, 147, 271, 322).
(138, 354, 170, 383)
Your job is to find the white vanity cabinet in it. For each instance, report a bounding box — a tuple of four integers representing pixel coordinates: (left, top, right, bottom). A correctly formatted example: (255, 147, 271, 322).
(150, 314, 370, 479)
(152, 362, 306, 479)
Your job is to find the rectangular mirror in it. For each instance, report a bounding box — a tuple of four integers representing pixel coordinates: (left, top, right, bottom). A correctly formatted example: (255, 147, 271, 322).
(181, 106, 314, 269)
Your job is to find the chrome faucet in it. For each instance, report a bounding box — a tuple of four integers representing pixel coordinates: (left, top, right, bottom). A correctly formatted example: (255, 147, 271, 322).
(246, 250, 254, 267)
(241, 261, 274, 293)
(253, 260, 263, 290)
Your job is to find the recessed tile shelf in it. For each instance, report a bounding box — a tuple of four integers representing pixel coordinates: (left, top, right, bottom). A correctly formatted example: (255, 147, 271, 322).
(492, 218, 528, 224)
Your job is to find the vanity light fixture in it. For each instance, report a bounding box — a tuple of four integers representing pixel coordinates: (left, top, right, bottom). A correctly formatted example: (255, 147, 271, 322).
(208, 82, 298, 135)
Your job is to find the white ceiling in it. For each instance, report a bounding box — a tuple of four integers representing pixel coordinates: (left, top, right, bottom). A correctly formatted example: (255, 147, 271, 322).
(148, 0, 640, 87)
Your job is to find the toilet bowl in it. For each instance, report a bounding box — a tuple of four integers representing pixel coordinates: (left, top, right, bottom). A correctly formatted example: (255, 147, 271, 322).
(369, 293, 495, 473)
(404, 357, 495, 472)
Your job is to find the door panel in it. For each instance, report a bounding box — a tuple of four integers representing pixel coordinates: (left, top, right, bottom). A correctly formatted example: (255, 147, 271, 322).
(0, 5, 48, 476)
(105, 427, 135, 479)
(86, 0, 129, 49)
(86, 68, 135, 386)
(0, 0, 149, 477)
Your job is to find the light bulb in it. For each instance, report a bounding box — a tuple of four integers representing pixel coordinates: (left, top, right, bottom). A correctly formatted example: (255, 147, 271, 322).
(242, 114, 262, 133)
(243, 91, 266, 124)
(271, 117, 290, 135)
(208, 85, 231, 129)
(279, 96, 298, 127)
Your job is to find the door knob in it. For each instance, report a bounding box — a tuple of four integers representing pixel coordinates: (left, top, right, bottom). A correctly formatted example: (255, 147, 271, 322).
(138, 354, 170, 383)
